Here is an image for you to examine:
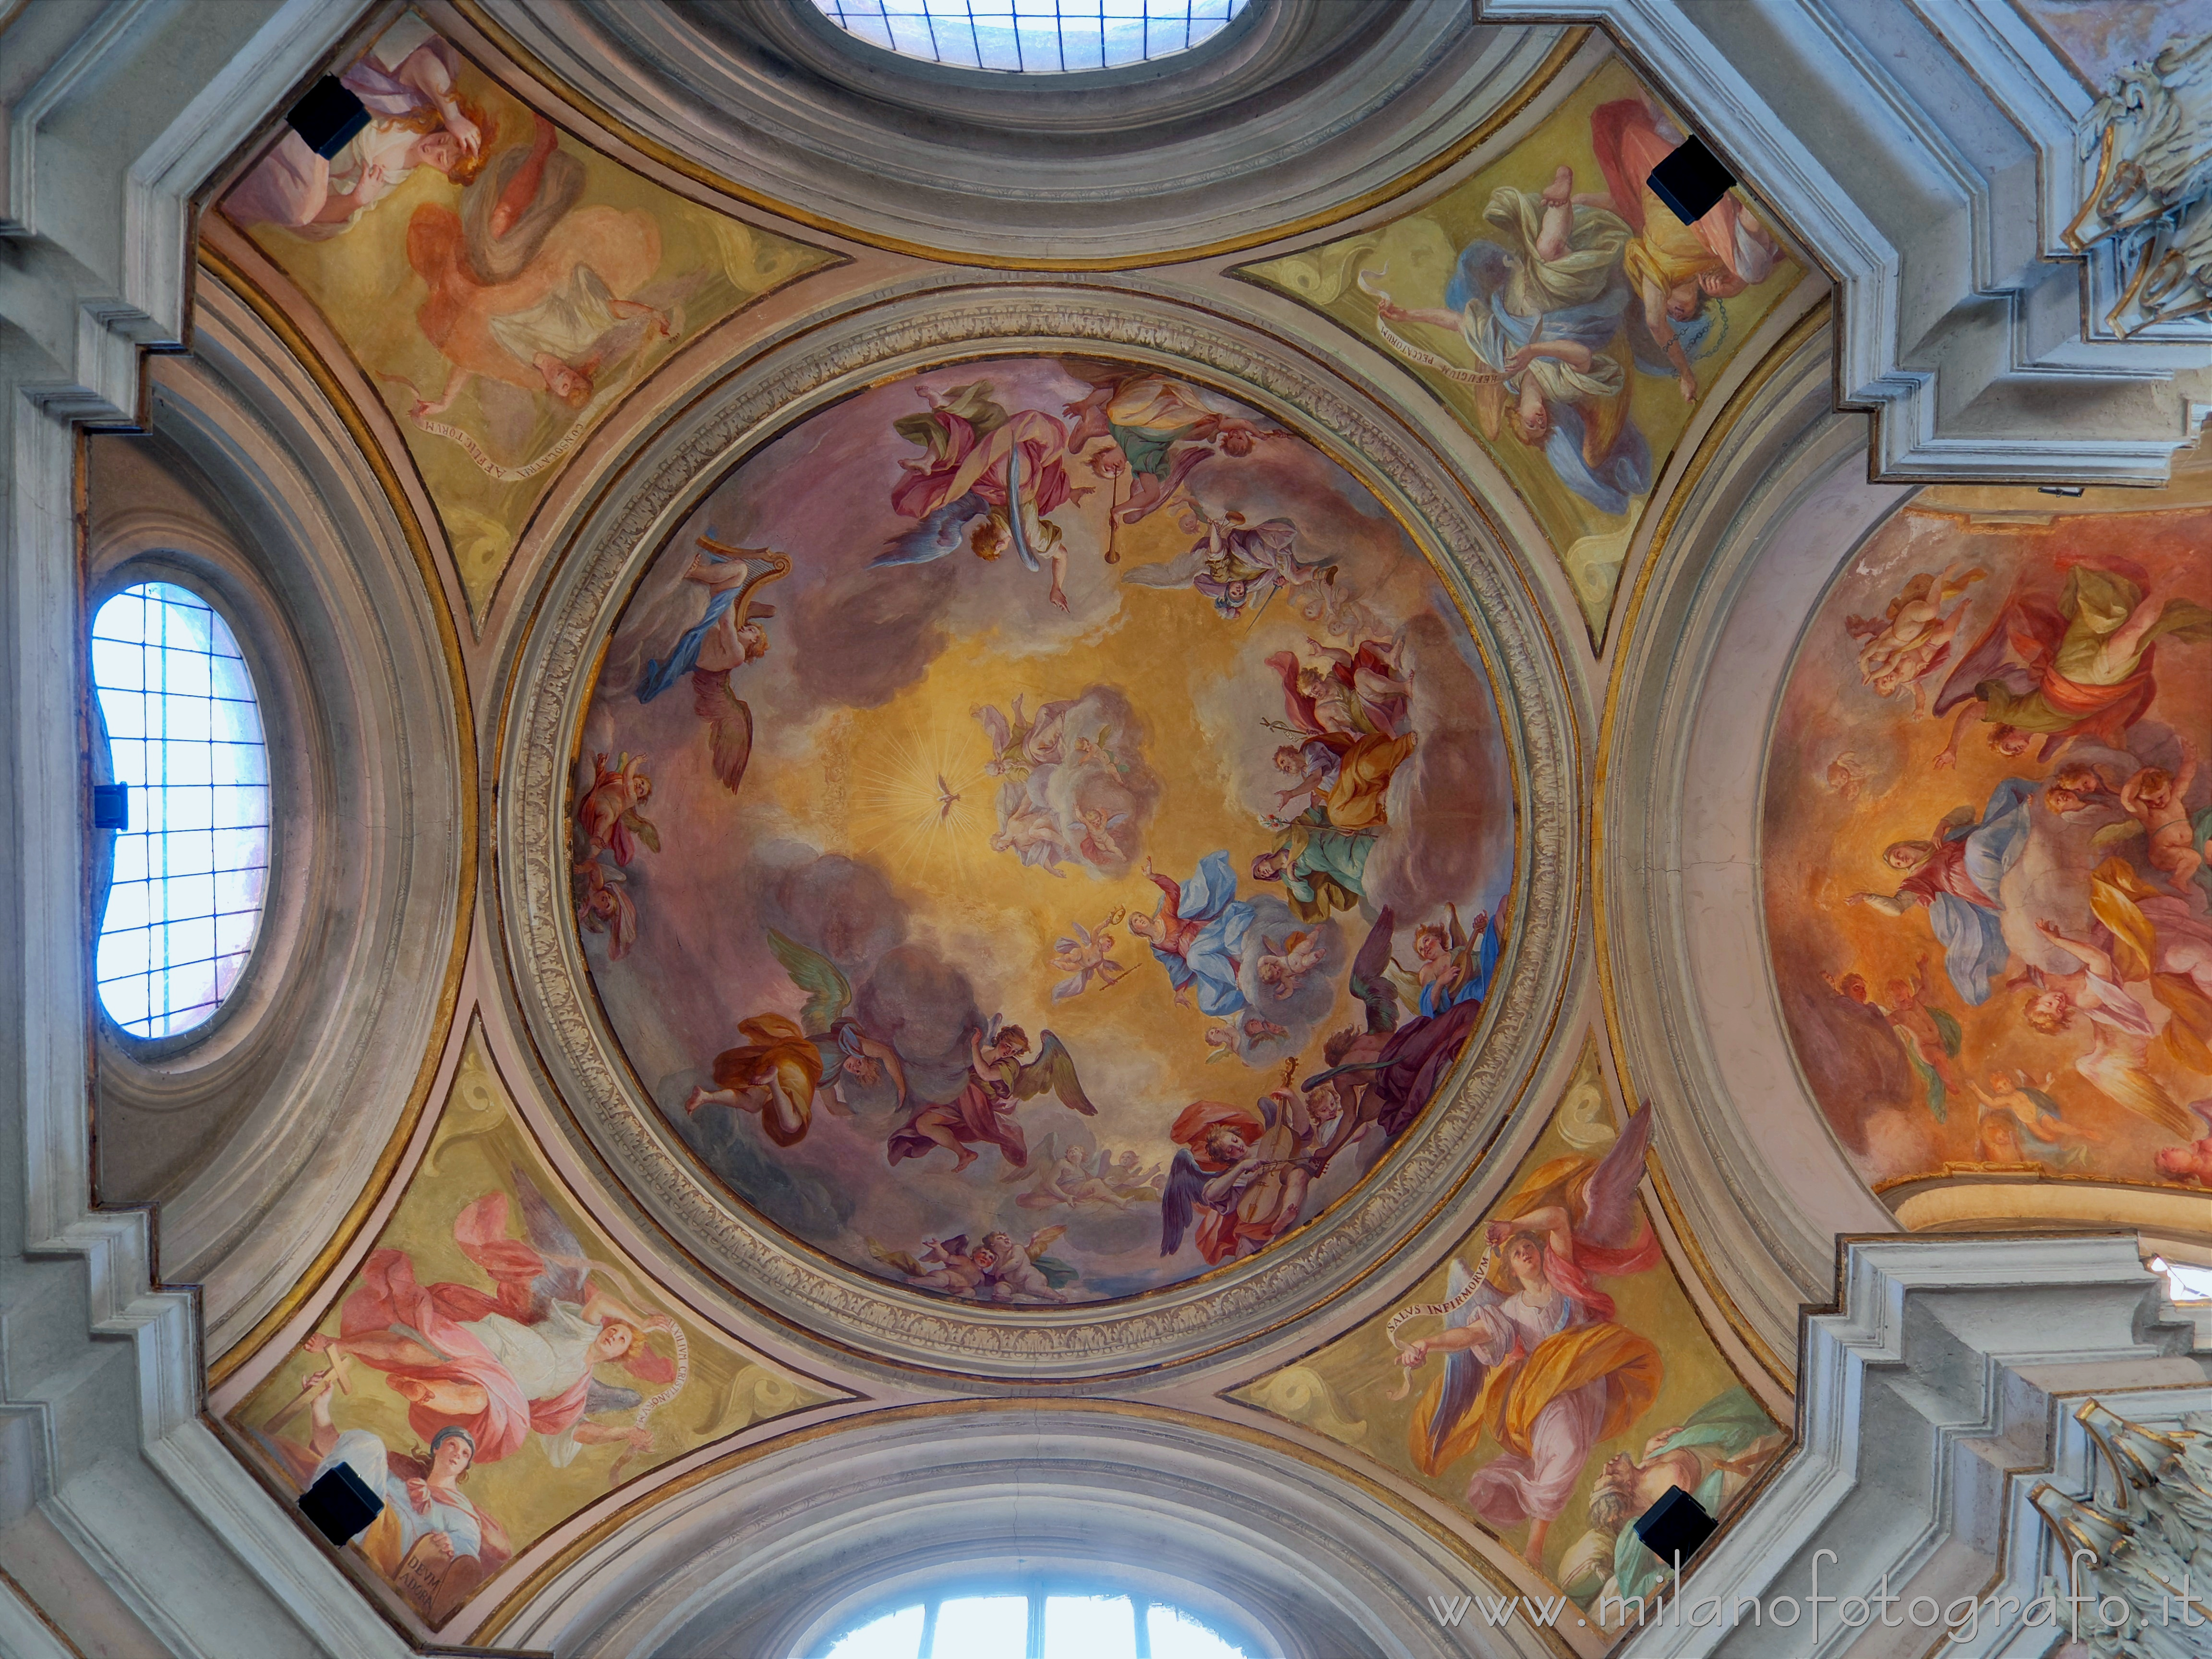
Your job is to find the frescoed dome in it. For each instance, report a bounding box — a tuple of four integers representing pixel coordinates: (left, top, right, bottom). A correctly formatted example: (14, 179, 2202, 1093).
(573, 355, 1515, 1302)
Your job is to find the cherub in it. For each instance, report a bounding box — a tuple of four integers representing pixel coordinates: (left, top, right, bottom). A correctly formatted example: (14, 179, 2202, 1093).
(1968, 1068, 2100, 1167)
(1010, 1138, 1161, 1211)
(887, 1016, 1095, 1172)
(682, 932, 908, 1144)
(1051, 910, 1128, 1001)
(1402, 904, 1499, 1019)
(867, 1234, 991, 1297)
(990, 796, 1078, 876)
(634, 543, 790, 795)
(1846, 565, 1984, 673)
(575, 752, 657, 866)
(1073, 806, 1133, 866)
(1070, 725, 1124, 773)
(571, 856, 636, 959)
(1825, 751, 1869, 801)
(2044, 760, 2118, 817)
(2155, 1104, 2212, 1186)
(979, 1227, 1078, 1302)
(1848, 567, 1984, 712)
(1254, 929, 1328, 1000)
(1203, 1013, 1293, 1062)
(2119, 748, 2202, 894)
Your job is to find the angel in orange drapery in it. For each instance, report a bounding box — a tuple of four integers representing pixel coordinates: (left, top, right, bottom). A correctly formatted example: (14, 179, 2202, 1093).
(1394, 1106, 1663, 1570)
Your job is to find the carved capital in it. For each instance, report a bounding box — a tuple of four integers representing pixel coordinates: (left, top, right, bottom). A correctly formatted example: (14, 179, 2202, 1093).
(2032, 1401, 2212, 1656)
(2069, 32, 2212, 334)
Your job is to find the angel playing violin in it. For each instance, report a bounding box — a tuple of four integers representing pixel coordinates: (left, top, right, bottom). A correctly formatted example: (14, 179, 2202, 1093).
(1393, 1106, 1661, 1572)
(886, 1015, 1095, 1173)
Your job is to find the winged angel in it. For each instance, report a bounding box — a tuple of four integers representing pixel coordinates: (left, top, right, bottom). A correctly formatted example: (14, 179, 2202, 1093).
(302, 1169, 683, 1474)
(635, 541, 790, 796)
(684, 931, 909, 1146)
(887, 1014, 1095, 1173)
(1390, 1106, 1660, 1570)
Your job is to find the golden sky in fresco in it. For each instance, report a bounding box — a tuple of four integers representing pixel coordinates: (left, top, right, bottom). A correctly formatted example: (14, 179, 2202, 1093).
(576, 357, 1516, 1303)
(1766, 492, 2212, 1193)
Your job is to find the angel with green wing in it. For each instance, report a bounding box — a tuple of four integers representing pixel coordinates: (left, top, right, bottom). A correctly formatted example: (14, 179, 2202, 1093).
(681, 930, 909, 1147)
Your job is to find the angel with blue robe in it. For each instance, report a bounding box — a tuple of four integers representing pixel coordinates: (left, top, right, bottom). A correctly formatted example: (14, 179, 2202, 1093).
(1844, 777, 2039, 1006)
(634, 541, 789, 796)
(1370, 168, 1651, 517)
(1127, 852, 1257, 1018)
(1393, 1106, 1662, 1571)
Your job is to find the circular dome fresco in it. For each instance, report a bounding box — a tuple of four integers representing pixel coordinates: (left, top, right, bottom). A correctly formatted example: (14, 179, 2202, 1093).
(572, 355, 1514, 1304)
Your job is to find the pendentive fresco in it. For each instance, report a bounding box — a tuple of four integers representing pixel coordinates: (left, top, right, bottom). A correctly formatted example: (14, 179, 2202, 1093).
(1239, 50, 1803, 651)
(219, 12, 836, 624)
(1235, 1034, 1786, 1628)
(216, 1022, 832, 1635)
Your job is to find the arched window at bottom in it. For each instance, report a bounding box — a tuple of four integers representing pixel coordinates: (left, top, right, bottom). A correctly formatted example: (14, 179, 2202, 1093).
(818, 1586, 1260, 1658)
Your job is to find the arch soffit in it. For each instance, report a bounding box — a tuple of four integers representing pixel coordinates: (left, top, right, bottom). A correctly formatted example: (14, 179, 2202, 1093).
(483, 1403, 1562, 1659)
(1599, 327, 1906, 1363)
(116, 279, 477, 1362)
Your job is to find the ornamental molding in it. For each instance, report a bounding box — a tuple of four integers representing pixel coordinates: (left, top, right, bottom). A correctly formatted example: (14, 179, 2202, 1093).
(2032, 1401, 2212, 1659)
(493, 282, 1579, 1382)
(2069, 31, 2212, 336)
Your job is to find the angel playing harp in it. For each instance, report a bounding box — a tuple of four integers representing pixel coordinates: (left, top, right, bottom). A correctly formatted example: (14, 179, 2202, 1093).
(1392, 1105, 1661, 1571)
(886, 1015, 1095, 1174)
(634, 541, 790, 795)
(683, 930, 910, 1146)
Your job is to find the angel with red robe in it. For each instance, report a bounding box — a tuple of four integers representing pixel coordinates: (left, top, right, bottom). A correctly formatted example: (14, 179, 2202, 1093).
(301, 1176, 679, 1469)
(1393, 1106, 1661, 1571)
(887, 1015, 1096, 1173)
(874, 382, 1092, 611)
